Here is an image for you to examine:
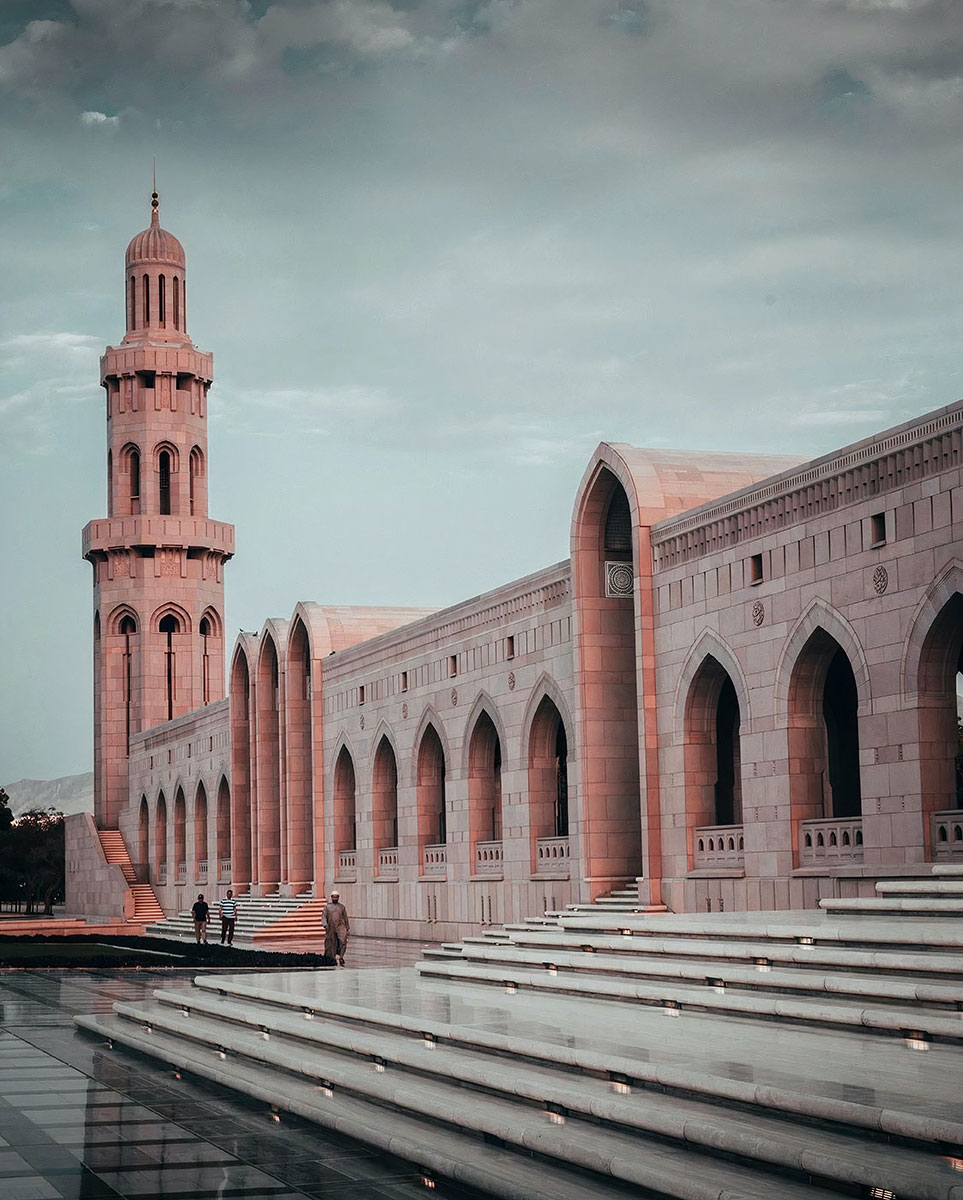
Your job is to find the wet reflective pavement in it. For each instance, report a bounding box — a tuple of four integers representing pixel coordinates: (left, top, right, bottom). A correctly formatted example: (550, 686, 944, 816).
(0, 967, 485, 1200)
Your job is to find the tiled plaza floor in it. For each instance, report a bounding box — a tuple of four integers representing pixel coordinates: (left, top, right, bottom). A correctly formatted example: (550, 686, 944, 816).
(0, 941, 485, 1200)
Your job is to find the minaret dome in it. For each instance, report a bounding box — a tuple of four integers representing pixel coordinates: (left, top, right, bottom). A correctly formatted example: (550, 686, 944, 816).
(123, 191, 189, 341)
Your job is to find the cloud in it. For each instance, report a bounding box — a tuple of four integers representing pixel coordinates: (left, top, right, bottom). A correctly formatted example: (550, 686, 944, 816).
(80, 109, 120, 128)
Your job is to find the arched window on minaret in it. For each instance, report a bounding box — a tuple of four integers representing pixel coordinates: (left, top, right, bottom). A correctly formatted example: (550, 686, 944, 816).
(158, 450, 172, 515)
(142, 273, 150, 326)
(120, 614, 137, 749)
(173, 276, 180, 330)
(158, 274, 166, 325)
(129, 448, 141, 515)
(128, 276, 136, 330)
(159, 614, 180, 721)
(200, 615, 212, 704)
(189, 447, 203, 516)
(107, 450, 113, 516)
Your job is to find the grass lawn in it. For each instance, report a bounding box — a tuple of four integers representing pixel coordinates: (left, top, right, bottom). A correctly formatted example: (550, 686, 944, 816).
(0, 935, 333, 970)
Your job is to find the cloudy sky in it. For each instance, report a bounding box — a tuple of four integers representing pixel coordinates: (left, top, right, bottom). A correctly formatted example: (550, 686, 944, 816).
(2, 0, 962, 784)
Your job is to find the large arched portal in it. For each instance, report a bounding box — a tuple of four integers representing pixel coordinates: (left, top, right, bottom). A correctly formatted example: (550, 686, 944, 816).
(229, 647, 252, 889)
(154, 791, 168, 883)
(256, 636, 282, 891)
(333, 746, 357, 868)
(285, 619, 314, 890)
(173, 788, 187, 882)
(572, 466, 642, 892)
(193, 781, 208, 879)
(216, 777, 232, 883)
(372, 736, 399, 871)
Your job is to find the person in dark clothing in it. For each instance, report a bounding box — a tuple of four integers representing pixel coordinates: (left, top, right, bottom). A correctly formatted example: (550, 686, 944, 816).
(322, 891, 349, 965)
(191, 893, 209, 943)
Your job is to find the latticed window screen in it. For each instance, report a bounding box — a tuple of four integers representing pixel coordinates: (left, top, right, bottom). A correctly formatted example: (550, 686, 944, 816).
(604, 489, 631, 553)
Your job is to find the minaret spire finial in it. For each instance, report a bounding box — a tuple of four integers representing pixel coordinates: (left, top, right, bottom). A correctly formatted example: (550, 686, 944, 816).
(151, 158, 159, 226)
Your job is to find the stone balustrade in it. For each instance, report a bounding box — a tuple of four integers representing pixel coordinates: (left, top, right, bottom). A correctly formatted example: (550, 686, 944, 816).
(423, 844, 447, 875)
(377, 847, 399, 879)
(798, 816, 863, 865)
(475, 840, 503, 875)
(176, 861, 187, 884)
(535, 836, 570, 876)
(693, 825, 744, 869)
(157, 863, 167, 885)
(338, 850, 357, 879)
(196, 859, 208, 881)
(219, 857, 232, 881)
(931, 810, 963, 858)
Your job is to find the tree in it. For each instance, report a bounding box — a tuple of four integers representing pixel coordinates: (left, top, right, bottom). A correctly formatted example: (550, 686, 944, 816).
(3, 808, 65, 915)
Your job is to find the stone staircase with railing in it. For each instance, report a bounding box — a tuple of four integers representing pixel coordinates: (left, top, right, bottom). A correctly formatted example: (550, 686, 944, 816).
(76, 864, 963, 1200)
(97, 830, 165, 923)
(144, 890, 320, 944)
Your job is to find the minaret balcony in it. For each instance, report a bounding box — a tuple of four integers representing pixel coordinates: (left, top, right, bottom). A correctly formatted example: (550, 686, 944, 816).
(82, 515, 234, 560)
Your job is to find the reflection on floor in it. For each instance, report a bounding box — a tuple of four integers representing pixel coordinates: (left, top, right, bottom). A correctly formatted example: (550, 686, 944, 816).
(0, 940, 482, 1200)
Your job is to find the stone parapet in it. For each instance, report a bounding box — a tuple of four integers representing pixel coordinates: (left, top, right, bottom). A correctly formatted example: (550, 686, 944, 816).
(83, 516, 234, 559)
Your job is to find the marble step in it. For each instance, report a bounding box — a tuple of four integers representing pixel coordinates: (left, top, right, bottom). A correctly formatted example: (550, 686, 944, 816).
(415, 958, 963, 1042)
(549, 912, 963, 951)
(470, 928, 963, 979)
(820, 897, 963, 917)
(932, 864, 963, 876)
(73, 1014, 636, 1200)
(876, 880, 963, 895)
(75, 1002, 898, 1200)
(420, 942, 963, 1007)
(126, 985, 963, 1198)
(185, 969, 963, 1148)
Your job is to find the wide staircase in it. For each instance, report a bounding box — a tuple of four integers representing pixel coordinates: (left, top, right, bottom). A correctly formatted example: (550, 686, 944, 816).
(144, 890, 321, 943)
(97, 830, 164, 923)
(77, 866, 963, 1200)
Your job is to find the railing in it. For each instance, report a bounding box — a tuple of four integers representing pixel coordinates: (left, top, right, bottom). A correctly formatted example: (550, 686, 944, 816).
(932, 810, 963, 858)
(176, 861, 187, 884)
(475, 840, 503, 875)
(535, 836, 570, 876)
(798, 817, 863, 865)
(157, 863, 167, 885)
(219, 857, 232, 881)
(377, 847, 399, 878)
(423, 844, 447, 875)
(196, 859, 208, 881)
(693, 825, 744, 869)
(337, 850, 357, 879)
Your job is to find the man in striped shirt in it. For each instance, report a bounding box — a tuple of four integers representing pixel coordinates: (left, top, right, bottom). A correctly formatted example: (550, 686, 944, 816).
(218, 890, 238, 945)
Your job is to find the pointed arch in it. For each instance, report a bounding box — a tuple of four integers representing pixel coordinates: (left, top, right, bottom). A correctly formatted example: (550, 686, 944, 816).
(229, 637, 255, 888)
(149, 603, 192, 635)
(154, 789, 168, 872)
(256, 630, 283, 888)
(371, 729, 399, 856)
(416, 719, 448, 860)
(775, 598, 871, 721)
(520, 673, 574, 766)
(137, 794, 149, 865)
(674, 629, 752, 733)
(333, 743, 358, 859)
(106, 604, 140, 636)
(215, 775, 231, 882)
(411, 706, 452, 787)
(284, 615, 314, 888)
(460, 692, 508, 774)
(467, 703, 504, 860)
(173, 786, 187, 880)
(901, 563, 963, 838)
(527, 690, 571, 859)
(194, 780, 208, 876)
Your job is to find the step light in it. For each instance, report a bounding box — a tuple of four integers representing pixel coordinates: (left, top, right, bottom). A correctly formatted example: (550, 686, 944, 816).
(422, 1032, 436, 1049)
(707, 978, 726, 993)
(106, 1040, 114, 1051)
(215, 1046, 227, 1060)
(545, 1103, 566, 1125)
(797, 936, 815, 945)
(260, 1027, 271, 1040)
(609, 1075, 631, 1095)
(317, 1081, 334, 1098)
(373, 1057, 387, 1073)
(172, 1070, 181, 1080)
(753, 958, 772, 972)
(504, 981, 517, 994)
(945, 1158, 963, 1172)
(662, 1000, 681, 1017)
(902, 1030, 929, 1052)
(302, 1008, 314, 1020)
(868, 1189, 896, 1199)
(143, 1024, 152, 1034)
(269, 1106, 281, 1123)
(545, 963, 558, 975)
(181, 1007, 190, 1017)
(421, 1176, 436, 1190)
(621, 929, 633, 938)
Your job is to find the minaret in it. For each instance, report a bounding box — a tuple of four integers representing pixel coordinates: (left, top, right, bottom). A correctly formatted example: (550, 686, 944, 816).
(84, 190, 234, 830)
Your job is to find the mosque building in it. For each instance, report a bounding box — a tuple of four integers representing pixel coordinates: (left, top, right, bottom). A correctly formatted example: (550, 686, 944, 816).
(65, 197, 963, 940)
